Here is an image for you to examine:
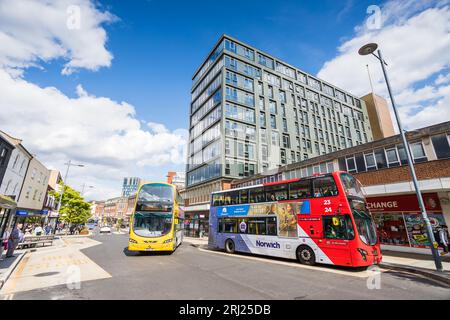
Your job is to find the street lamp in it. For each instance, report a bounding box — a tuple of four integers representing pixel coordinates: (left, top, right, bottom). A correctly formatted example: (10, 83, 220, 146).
(358, 43, 443, 272)
(53, 160, 85, 234)
(80, 183, 94, 197)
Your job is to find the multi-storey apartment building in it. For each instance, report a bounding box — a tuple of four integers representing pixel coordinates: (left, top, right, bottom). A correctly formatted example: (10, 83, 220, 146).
(121, 177, 142, 197)
(184, 35, 385, 236)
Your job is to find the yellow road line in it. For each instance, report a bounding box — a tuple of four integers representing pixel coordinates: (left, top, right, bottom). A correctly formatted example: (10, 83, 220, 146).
(3, 254, 30, 293)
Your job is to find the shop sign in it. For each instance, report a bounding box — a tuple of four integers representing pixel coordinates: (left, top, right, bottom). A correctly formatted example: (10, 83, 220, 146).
(367, 193, 441, 212)
(15, 210, 28, 216)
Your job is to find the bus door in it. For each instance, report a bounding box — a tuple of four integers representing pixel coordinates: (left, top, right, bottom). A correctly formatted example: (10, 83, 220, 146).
(318, 215, 353, 266)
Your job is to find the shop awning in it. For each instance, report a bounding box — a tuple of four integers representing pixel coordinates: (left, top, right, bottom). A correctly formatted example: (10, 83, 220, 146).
(0, 194, 17, 210)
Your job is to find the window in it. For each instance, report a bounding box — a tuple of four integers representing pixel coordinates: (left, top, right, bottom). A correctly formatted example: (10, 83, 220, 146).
(219, 218, 237, 233)
(269, 101, 277, 114)
(289, 180, 312, 199)
(313, 176, 338, 197)
(239, 189, 249, 204)
(431, 134, 450, 159)
(270, 115, 277, 129)
(4, 179, 12, 193)
(265, 184, 288, 201)
(364, 153, 377, 170)
(355, 153, 366, 172)
(385, 147, 399, 167)
(247, 218, 267, 235)
(346, 156, 357, 173)
(12, 154, 19, 169)
(260, 112, 266, 127)
(397, 145, 408, 165)
(374, 149, 387, 169)
(267, 217, 277, 236)
(212, 193, 224, 206)
(410, 142, 427, 162)
(249, 187, 265, 203)
(323, 215, 355, 240)
(282, 134, 290, 148)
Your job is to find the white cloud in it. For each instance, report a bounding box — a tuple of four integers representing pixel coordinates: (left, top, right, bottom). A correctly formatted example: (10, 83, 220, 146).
(0, 0, 116, 76)
(0, 69, 187, 199)
(435, 73, 450, 85)
(0, 0, 188, 200)
(317, 1, 450, 130)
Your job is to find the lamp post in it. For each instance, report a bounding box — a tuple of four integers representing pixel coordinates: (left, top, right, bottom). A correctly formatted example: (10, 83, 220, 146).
(358, 43, 443, 272)
(80, 183, 94, 197)
(53, 160, 85, 234)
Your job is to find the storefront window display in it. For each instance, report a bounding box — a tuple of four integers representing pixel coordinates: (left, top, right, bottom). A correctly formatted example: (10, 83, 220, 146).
(367, 193, 447, 249)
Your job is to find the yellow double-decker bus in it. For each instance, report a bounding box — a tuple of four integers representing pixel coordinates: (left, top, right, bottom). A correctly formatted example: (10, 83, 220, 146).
(128, 182, 184, 253)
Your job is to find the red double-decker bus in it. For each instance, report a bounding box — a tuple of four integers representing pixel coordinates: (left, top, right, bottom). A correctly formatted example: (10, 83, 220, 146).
(209, 171, 382, 268)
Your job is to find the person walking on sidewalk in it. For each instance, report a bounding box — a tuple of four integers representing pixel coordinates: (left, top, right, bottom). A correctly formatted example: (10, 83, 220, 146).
(1, 228, 10, 259)
(6, 223, 24, 258)
(438, 225, 449, 256)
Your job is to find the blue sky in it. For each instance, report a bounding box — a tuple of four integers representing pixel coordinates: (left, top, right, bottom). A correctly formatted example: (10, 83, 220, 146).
(23, 0, 383, 131)
(1, 0, 448, 199)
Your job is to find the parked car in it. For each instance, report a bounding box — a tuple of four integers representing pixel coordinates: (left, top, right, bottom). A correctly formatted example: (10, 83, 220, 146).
(99, 226, 111, 234)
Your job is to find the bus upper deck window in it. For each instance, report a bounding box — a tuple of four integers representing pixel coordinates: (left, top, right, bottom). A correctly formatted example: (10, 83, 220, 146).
(289, 180, 312, 199)
(313, 176, 338, 197)
(249, 187, 265, 203)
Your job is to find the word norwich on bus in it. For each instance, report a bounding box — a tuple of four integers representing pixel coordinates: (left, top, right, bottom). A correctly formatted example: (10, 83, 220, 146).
(256, 240, 281, 249)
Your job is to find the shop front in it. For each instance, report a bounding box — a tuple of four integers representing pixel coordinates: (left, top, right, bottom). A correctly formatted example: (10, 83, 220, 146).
(367, 193, 448, 253)
(14, 208, 49, 227)
(184, 212, 209, 238)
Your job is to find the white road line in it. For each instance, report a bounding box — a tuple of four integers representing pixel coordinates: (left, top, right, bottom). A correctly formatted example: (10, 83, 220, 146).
(197, 247, 383, 278)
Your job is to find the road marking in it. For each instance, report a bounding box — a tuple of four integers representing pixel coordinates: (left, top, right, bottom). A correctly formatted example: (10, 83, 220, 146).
(197, 247, 383, 278)
(2, 255, 30, 294)
(2, 294, 14, 300)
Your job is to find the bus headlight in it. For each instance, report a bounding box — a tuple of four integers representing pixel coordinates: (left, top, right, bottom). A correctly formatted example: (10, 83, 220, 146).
(163, 239, 173, 244)
(129, 238, 138, 244)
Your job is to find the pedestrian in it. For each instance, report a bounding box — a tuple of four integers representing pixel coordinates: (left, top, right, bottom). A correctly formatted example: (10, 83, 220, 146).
(6, 223, 23, 258)
(1, 228, 10, 259)
(438, 225, 449, 256)
(44, 224, 52, 235)
(34, 224, 43, 236)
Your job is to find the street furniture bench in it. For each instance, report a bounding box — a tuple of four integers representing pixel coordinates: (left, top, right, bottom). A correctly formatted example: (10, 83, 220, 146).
(17, 235, 54, 249)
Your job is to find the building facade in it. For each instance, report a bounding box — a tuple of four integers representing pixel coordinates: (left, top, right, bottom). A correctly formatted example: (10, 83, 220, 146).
(121, 177, 142, 197)
(167, 171, 186, 189)
(232, 121, 450, 254)
(90, 200, 105, 219)
(0, 131, 32, 202)
(0, 133, 15, 192)
(16, 157, 50, 219)
(183, 35, 388, 236)
(361, 93, 396, 140)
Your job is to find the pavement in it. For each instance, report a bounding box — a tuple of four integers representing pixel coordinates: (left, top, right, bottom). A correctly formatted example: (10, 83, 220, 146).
(0, 236, 111, 295)
(0, 233, 448, 300)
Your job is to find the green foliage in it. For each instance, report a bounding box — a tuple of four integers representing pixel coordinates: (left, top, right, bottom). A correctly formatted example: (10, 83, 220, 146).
(51, 183, 91, 225)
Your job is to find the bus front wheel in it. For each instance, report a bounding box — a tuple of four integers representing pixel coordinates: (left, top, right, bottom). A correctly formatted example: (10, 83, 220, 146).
(225, 239, 235, 254)
(296, 246, 316, 266)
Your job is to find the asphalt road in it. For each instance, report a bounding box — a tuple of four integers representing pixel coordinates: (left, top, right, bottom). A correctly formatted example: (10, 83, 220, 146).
(6, 233, 450, 300)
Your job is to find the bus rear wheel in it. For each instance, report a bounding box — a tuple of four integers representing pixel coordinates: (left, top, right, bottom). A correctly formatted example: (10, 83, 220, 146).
(225, 239, 235, 254)
(296, 246, 316, 266)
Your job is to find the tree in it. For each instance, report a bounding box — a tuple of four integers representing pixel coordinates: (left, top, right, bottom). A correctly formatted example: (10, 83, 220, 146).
(51, 184, 91, 225)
